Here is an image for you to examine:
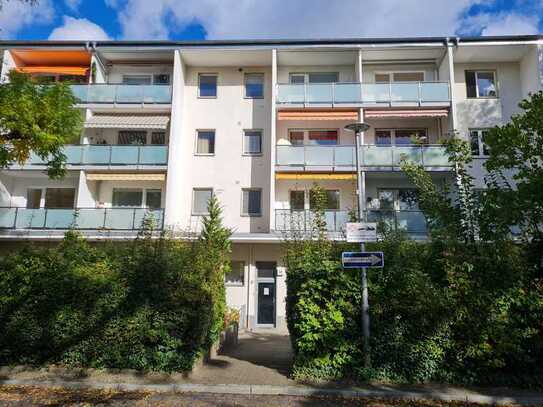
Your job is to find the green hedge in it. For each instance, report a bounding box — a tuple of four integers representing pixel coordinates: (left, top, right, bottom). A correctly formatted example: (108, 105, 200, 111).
(0, 228, 229, 372)
(285, 233, 543, 387)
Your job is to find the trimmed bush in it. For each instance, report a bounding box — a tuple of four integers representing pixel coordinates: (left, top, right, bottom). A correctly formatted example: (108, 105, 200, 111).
(0, 197, 231, 372)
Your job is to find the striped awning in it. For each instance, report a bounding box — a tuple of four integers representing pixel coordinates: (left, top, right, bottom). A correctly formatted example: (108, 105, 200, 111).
(85, 114, 170, 130)
(278, 110, 358, 121)
(276, 173, 356, 180)
(86, 173, 166, 181)
(364, 109, 449, 119)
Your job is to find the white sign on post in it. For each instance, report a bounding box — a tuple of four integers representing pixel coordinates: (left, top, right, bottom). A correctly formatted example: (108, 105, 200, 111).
(346, 222, 378, 243)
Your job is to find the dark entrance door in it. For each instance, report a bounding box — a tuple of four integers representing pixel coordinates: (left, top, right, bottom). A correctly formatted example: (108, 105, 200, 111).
(257, 282, 276, 325)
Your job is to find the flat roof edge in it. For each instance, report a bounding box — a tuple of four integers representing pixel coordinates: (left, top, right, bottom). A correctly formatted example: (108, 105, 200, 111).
(0, 35, 540, 49)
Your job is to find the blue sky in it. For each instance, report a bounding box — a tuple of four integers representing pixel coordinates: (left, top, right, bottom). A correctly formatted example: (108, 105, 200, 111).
(0, 0, 541, 41)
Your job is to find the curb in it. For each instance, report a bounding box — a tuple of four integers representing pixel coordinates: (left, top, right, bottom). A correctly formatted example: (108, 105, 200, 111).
(1, 379, 543, 405)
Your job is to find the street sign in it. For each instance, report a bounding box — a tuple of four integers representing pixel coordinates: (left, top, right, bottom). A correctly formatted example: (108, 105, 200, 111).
(346, 222, 378, 243)
(342, 251, 384, 269)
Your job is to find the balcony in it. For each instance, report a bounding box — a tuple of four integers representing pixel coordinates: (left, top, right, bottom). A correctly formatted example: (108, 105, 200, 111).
(275, 209, 428, 237)
(276, 145, 451, 171)
(71, 84, 172, 105)
(19, 145, 168, 168)
(276, 82, 450, 107)
(0, 207, 164, 230)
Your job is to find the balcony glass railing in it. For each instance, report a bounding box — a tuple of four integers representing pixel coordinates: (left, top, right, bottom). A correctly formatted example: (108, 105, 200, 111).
(276, 145, 450, 168)
(24, 145, 168, 166)
(275, 209, 428, 236)
(71, 84, 172, 104)
(276, 145, 356, 167)
(0, 208, 164, 230)
(361, 145, 451, 167)
(276, 82, 450, 105)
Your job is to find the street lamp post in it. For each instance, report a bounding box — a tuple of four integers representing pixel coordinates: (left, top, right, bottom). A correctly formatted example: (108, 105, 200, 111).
(345, 122, 371, 368)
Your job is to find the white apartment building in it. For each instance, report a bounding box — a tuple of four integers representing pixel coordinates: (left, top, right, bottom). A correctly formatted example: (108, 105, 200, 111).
(0, 36, 542, 331)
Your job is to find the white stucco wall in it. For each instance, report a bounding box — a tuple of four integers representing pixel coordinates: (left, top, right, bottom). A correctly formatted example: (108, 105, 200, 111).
(520, 45, 543, 97)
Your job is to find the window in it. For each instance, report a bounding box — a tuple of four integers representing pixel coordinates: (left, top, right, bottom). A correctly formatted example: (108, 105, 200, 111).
(44, 188, 75, 209)
(198, 74, 217, 97)
(256, 262, 276, 278)
(378, 189, 419, 210)
(153, 74, 170, 85)
(289, 191, 305, 210)
(470, 129, 490, 156)
(288, 72, 339, 84)
(242, 189, 262, 216)
(112, 189, 143, 207)
(151, 132, 166, 145)
(244, 73, 264, 98)
(466, 71, 497, 98)
(288, 130, 304, 146)
(375, 129, 427, 146)
(145, 189, 162, 209)
(196, 130, 215, 154)
(118, 131, 147, 145)
(310, 189, 339, 210)
(243, 130, 262, 155)
(375, 72, 425, 83)
(26, 189, 42, 209)
(226, 261, 245, 285)
(308, 130, 338, 146)
(192, 188, 213, 215)
(122, 75, 152, 85)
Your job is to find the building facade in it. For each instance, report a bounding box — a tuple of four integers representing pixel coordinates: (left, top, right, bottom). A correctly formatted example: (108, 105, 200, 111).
(0, 36, 542, 331)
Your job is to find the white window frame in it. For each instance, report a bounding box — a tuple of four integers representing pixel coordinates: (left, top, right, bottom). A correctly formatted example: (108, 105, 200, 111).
(469, 128, 490, 157)
(241, 188, 263, 217)
(374, 71, 426, 83)
(195, 129, 216, 156)
(466, 70, 498, 99)
(198, 73, 218, 98)
(244, 72, 264, 99)
(243, 129, 263, 156)
(192, 188, 214, 215)
(225, 260, 246, 286)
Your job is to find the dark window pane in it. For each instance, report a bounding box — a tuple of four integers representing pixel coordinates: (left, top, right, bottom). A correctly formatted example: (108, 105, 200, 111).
(244, 130, 262, 154)
(308, 72, 338, 83)
(243, 189, 261, 215)
(310, 189, 339, 210)
(289, 131, 304, 145)
(289, 74, 305, 84)
(123, 75, 152, 85)
(151, 132, 166, 145)
(197, 131, 215, 154)
(466, 71, 477, 98)
(256, 262, 276, 278)
(289, 191, 305, 210)
(375, 130, 391, 146)
(226, 261, 244, 284)
(118, 131, 147, 145)
(245, 73, 264, 98)
(470, 130, 480, 155)
(481, 130, 490, 155)
(112, 189, 142, 207)
(153, 74, 170, 85)
(395, 130, 416, 145)
(44, 188, 75, 209)
(477, 72, 496, 97)
(398, 189, 419, 210)
(308, 130, 338, 146)
(145, 189, 162, 209)
(26, 189, 42, 209)
(199, 74, 217, 97)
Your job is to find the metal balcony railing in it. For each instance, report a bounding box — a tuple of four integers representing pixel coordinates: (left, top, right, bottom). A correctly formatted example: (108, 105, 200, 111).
(24, 145, 168, 166)
(276, 82, 450, 105)
(70, 84, 172, 104)
(275, 209, 428, 236)
(275, 145, 451, 168)
(0, 207, 164, 230)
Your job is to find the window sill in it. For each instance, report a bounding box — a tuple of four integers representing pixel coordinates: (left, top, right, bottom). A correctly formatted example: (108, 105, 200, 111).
(225, 283, 245, 287)
(244, 96, 264, 99)
(241, 213, 262, 217)
(242, 153, 263, 157)
(198, 95, 218, 99)
(194, 153, 215, 157)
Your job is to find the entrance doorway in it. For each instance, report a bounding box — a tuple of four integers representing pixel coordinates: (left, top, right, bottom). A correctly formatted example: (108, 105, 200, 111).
(256, 262, 276, 326)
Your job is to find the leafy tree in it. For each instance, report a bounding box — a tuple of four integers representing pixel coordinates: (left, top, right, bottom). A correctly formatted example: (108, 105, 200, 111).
(483, 91, 543, 241)
(0, 71, 83, 178)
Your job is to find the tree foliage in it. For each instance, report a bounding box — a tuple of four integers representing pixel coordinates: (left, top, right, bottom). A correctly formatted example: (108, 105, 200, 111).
(0, 71, 83, 178)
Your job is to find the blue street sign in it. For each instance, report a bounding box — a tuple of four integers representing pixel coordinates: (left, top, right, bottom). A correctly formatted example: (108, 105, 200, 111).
(342, 251, 384, 269)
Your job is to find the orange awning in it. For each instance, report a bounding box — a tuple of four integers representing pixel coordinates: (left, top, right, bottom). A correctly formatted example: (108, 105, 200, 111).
(15, 66, 89, 76)
(364, 109, 449, 119)
(278, 110, 358, 121)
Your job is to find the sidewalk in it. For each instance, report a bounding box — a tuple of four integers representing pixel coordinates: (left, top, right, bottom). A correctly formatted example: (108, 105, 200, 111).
(1, 332, 543, 405)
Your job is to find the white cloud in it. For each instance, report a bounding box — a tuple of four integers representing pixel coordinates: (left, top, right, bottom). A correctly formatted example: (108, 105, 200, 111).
(64, 0, 82, 12)
(48, 16, 111, 40)
(106, 0, 542, 40)
(0, 0, 55, 39)
(481, 13, 540, 36)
